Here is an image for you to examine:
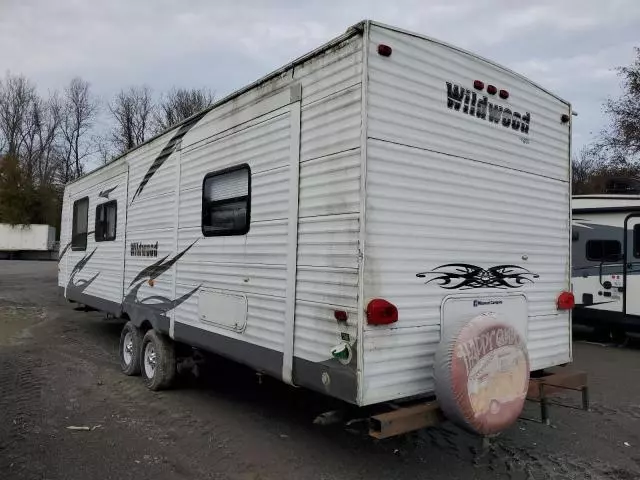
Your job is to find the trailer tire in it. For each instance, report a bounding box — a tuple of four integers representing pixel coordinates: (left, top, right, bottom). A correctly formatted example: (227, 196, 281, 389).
(119, 321, 143, 376)
(609, 327, 628, 346)
(141, 330, 176, 391)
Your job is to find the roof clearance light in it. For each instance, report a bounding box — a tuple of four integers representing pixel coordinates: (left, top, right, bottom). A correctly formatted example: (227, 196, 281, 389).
(377, 44, 392, 57)
(487, 85, 497, 95)
(557, 291, 575, 310)
(366, 299, 398, 325)
(473, 80, 484, 90)
(499, 89, 509, 99)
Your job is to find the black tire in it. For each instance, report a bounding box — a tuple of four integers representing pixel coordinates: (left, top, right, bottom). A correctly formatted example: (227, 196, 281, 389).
(141, 330, 176, 391)
(609, 327, 628, 346)
(119, 321, 143, 376)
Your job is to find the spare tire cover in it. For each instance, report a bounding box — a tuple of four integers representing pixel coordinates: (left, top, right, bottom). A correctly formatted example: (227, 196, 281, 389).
(435, 312, 530, 435)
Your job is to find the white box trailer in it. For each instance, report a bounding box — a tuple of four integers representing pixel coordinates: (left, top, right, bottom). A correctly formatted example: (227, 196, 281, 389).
(59, 21, 573, 435)
(0, 224, 56, 252)
(572, 194, 640, 339)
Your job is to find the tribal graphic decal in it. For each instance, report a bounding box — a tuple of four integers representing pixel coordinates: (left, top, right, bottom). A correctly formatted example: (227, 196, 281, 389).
(98, 185, 117, 199)
(128, 240, 197, 287)
(67, 248, 99, 293)
(417, 264, 539, 290)
(59, 231, 95, 259)
(124, 240, 201, 319)
(130, 111, 206, 204)
(58, 241, 72, 260)
(123, 281, 200, 315)
(62, 232, 200, 326)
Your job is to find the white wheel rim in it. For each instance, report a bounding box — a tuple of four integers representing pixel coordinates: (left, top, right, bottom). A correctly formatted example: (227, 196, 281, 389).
(144, 342, 157, 379)
(123, 332, 133, 366)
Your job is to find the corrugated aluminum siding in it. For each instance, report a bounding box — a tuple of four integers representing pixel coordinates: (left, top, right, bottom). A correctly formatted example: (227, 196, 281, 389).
(172, 34, 364, 366)
(294, 61, 362, 365)
(361, 24, 571, 405)
(123, 134, 180, 304)
(58, 190, 70, 287)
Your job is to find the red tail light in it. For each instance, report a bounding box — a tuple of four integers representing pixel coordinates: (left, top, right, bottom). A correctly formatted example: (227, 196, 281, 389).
(377, 44, 392, 57)
(366, 299, 398, 325)
(557, 291, 575, 310)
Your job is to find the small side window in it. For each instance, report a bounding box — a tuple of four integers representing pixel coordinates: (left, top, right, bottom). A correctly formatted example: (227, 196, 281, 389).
(634, 225, 640, 258)
(586, 239, 621, 262)
(71, 197, 89, 251)
(95, 200, 117, 242)
(202, 165, 251, 237)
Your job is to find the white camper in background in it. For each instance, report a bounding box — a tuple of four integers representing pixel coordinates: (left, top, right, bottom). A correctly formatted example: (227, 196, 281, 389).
(0, 224, 57, 259)
(572, 194, 640, 339)
(59, 21, 573, 435)
(0, 224, 56, 251)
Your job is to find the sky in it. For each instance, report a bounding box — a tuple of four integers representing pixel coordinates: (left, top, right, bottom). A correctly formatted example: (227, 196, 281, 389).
(1, 0, 639, 156)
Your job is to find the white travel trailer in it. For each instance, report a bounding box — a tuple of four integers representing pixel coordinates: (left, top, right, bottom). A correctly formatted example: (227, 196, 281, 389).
(59, 21, 574, 433)
(572, 194, 640, 339)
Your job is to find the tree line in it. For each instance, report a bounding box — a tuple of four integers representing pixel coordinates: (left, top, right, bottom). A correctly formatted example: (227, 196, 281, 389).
(0, 72, 213, 228)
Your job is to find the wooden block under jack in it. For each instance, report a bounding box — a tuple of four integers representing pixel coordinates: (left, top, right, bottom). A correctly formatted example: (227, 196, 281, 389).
(369, 401, 444, 439)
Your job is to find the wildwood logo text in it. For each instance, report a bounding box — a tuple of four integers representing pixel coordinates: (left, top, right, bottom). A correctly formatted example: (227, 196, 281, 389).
(446, 82, 531, 134)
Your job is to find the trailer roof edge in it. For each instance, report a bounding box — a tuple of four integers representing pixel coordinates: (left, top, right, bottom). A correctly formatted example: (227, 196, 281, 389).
(66, 21, 367, 187)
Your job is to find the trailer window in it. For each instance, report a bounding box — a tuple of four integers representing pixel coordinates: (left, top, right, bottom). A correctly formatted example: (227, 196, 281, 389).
(586, 240, 621, 262)
(71, 197, 89, 251)
(634, 225, 640, 258)
(202, 165, 251, 237)
(95, 200, 117, 242)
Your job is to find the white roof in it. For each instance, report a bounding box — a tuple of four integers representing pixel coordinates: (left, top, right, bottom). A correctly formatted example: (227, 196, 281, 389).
(573, 194, 640, 211)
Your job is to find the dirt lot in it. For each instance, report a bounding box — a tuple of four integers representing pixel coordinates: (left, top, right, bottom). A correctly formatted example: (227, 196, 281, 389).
(1, 261, 639, 480)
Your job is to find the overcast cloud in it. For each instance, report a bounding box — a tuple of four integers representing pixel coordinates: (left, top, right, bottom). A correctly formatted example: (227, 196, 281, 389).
(1, 0, 639, 155)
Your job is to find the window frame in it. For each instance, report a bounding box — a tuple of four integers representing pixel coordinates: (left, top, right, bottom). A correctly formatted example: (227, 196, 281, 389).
(71, 196, 89, 251)
(201, 164, 251, 238)
(586, 239, 622, 262)
(634, 224, 640, 258)
(95, 200, 118, 242)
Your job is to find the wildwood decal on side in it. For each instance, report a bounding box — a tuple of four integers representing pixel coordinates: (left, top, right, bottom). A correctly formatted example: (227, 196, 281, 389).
(445, 82, 531, 134)
(130, 242, 159, 257)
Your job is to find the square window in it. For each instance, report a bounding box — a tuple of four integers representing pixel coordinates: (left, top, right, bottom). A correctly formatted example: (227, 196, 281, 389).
(202, 165, 251, 237)
(95, 200, 117, 242)
(586, 239, 621, 262)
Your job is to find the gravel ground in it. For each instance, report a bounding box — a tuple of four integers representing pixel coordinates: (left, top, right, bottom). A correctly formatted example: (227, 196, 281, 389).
(1, 260, 639, 480)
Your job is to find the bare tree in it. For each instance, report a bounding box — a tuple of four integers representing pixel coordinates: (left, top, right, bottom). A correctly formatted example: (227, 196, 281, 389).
(108, 85, 154, 154)
(572, 146, 640, 194)
(0, 73, 37, 157)
(59, 77, 98, 183)
(597, 48, 640, 163)
(21, 93, 62, 185)
(572, 147, 604, 195)
(93, 134, 115, 165)
(154, 87, 214, 133)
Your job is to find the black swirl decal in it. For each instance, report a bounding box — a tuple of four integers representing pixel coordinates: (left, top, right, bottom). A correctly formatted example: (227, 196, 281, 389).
(416, 264, 539, 290)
